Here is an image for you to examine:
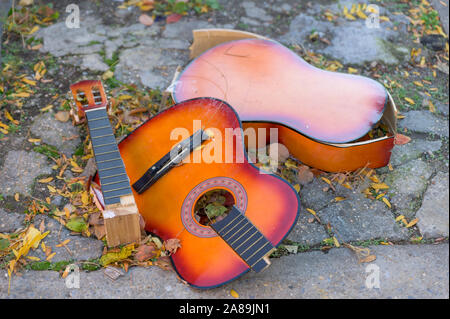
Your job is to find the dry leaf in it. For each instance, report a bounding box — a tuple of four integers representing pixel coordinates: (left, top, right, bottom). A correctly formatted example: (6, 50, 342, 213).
(394, 133, 411, 145)
(55, 111, 70, 122)
(164, 238, 181, 255)
(297, 165, 314, 185)
(139, 14, 154, 26)
(166, 13, 182, 24)
(359, 255, 377, 263)
(135, 244, 157, 262)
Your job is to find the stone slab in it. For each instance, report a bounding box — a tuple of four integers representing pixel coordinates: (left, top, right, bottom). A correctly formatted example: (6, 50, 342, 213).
(1, 244, 447, 299)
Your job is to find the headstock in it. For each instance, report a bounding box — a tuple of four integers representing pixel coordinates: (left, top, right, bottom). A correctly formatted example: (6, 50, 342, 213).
(69, 80, 108, 124)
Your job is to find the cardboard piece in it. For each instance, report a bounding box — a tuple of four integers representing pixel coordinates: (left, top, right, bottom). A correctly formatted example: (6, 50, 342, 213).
(172, 29, 398, 172)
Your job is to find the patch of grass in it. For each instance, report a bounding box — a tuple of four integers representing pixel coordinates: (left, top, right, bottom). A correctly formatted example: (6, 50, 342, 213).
(421, 10, 440, 30)
(81, 259, 102, 271)
(33, 144, 59, 159)
(27, 260, 72, 271)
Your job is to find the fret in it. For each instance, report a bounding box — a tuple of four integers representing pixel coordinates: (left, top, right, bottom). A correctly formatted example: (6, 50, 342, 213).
(220, 212, 242, 236)
(93, 143, 117, 154)
(235, 232, 262, 255)
(98, 165, 126, 174)
(101, 181, 132, 193)
(90, 127, 114, 138)
(95, 150, 118, 157)
(222, 220, 252, 242)
(99, 167, 127, 180)
(95, 151, 121, 163)
(85, 108, 107, 120)
(91, 136, 117, 147)
(97, 159, 125, 170)
(91, 133, 113, 140)
(228, 223, 255, 247)
(103, 187, 132, 200)
(96, 157, 123, 164)
(90, 125, 111, 131)
(220, 217, 245, 238)
(247, 242, 272, 267)
(241, 236, 266, 260)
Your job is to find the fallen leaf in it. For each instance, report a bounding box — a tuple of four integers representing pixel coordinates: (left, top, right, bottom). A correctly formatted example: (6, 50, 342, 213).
(382, 197, 392, 208)
(66, 217, 88, 233)
(296, 166, 314, 185)
(139, 14, 154, 26)
(54, 111, 70, 122)
(166, 13, 182, 24)
(164, 238, 181, 255)
(359, 255, 376, 263)
(38, 177, 53, 183)
(14, 193, 19, 202)
(293, 184, 300, 193)
(394, 133, 411, 145)
(135, 244, 157, 262)
(406, 218, 419, 228)
(230, 289, 239, 298)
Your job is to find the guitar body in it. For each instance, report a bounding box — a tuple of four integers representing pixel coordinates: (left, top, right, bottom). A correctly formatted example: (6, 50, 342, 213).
(94, 98, 300, 288)
(173, 37, 396, 172)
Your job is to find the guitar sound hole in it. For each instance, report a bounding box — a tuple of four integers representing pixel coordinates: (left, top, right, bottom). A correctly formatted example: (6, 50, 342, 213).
(193, 189, 235, 227)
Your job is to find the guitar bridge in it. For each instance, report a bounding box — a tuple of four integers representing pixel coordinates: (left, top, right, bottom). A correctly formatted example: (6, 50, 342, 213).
(132, 129, 211, 194)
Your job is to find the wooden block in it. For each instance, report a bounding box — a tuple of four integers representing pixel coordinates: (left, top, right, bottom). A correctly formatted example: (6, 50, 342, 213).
(103, 195, 141, 247)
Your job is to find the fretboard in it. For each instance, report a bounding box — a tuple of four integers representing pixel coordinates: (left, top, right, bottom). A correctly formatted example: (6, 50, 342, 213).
(211, 206, 274, 272)
(85, 107, 132, 206)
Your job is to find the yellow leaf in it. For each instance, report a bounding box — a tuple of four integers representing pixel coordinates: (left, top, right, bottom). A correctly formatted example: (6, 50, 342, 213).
(371, 183, 389, 190)
(306, 208, 317, 216)
(404, 97, 415, 105)
(375, 193, 385, 200)
(81, 191, 90, 206)
(56, 239, 70, 247)
(47, 185, 57, 193)
(344, 13, 356, 20)
(22, 78, 37, 86)
(413, 81, 423, 87)
(284, 159, 298, 169)
(380, 16, 390, 22)
(46, 252, 56, 261)
(348, 67, 358, 74)
(382, 197, 391, 208)
(406, 218, 419, 228)
(0, 121, 9, 130)
(26, 256, 40, 261)
(14, 193, 19, 201)
(38, 177, 53, 183)
(118, 95, 133, 101)
(28, 25, 39, 35)
(293, 184, 300, 193)
(5, 110, 19, 125)
(355, 9, 368, 19)
(333, 236, 340, 247)
(102, 70, 114, 80)
(28, 138, 41, 143)
(321, 177, 332, 185)
(230, 289, 239, 298)
(40, 104, 53, 112)
(335, 197, 346, 202)
(428, 100, 435, 113)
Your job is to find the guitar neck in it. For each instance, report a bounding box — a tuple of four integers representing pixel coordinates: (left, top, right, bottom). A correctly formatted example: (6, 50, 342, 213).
(85, 107, 133, 206)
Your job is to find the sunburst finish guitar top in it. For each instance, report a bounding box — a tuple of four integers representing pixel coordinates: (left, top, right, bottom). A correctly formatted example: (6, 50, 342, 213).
(90, 96, 300, 288)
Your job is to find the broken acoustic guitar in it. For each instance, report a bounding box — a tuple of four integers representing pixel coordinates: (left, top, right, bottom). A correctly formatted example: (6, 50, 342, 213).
(71, 80, 300, 289)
